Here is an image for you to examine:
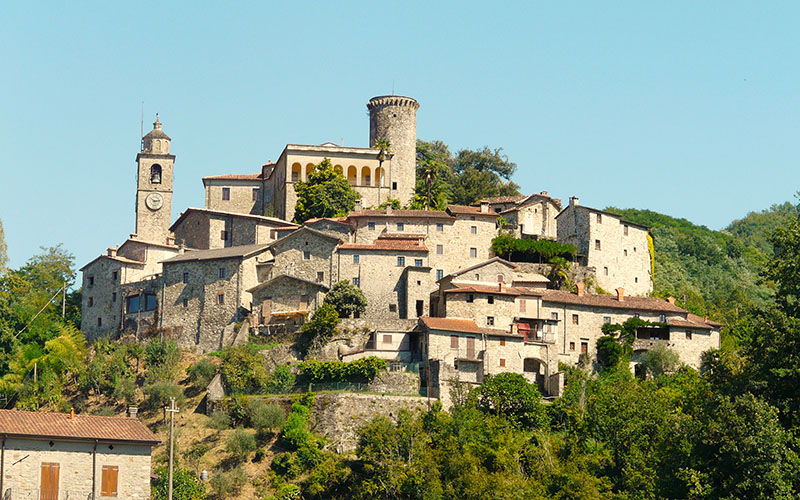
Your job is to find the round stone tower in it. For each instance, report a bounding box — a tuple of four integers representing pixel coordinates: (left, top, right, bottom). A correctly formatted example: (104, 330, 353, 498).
(367, 95, 419, 206)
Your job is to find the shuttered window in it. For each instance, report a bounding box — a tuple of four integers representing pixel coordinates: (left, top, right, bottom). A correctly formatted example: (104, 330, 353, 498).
(101, 465, 119, 497)
(40, 462, 60, 500)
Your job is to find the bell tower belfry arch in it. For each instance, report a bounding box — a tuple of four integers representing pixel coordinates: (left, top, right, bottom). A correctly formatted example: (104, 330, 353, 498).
(135, 115, 175, 244)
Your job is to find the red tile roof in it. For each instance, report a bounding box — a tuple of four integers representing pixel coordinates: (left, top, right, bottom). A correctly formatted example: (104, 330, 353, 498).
(377, 233, 426, 240)
(445, 284, 543, 297)
(0, 410, 160, 444)
(202, 172, 265, 181)
(446, 205, 499, 217)
(540, 289, 686, 313)
(305, 217, 350, 226)
(339, 239, 428, 251)
(348, 209, 452, 219)
(668, 317, 713, 330)
(419, 316, 482, 334)
(477, 196, 527, 204)
(687, 313, 722, 328)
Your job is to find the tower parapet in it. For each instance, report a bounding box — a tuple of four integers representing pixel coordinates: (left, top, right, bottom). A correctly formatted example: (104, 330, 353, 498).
(367, 95, 419, 205)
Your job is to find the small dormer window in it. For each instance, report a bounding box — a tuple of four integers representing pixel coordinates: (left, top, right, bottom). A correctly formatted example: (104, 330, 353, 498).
(150, 164, 162, 184)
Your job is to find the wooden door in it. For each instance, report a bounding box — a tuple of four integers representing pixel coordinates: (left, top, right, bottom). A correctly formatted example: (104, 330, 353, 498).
(466, 337, 475, 359)
(40, 462, 59, 500)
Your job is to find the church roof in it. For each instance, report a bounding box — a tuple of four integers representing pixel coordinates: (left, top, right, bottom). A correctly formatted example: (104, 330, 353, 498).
(142, 116, 170, 141)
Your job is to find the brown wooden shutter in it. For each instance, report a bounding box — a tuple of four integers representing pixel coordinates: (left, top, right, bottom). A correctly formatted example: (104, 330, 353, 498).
(466, 337, 475, 359)
(40, 462, 59, 500)
(101, 465, 119, 497)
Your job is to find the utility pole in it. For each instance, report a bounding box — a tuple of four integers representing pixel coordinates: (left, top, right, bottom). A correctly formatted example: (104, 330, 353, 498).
(166, 397, 179, 500)
(62, 282, 66, 318)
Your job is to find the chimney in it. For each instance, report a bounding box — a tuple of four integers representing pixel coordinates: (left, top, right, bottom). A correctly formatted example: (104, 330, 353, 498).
(540, 191, 548, 196)
(480, 201, 489, 213)
(569, 196, 579, 208)
(354, 199, 363, 211)
(385, 206, 392, 215)
(178, 243, 186, 255)
(576, 281, 585, 297)
(69, 408, 75, 420)
(107, 247, 117, 257)
(167, 236, 175, 246)
(127, 406, 139, 419)
(616, 287, 625, 302)
(130, 233, 138, 239)
(666, 297, 676, 305)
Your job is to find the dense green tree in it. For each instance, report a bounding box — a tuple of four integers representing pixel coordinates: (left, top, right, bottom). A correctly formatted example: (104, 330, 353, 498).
(293, 158, 360, 224)
(448, 146, 520, 205)
(765, 213, 800, 316)
(474, 372, 547, 428)
(412, 140, 451, 210)
(152, 466, 205, 500)
(297, 303, 340, 357)
(323, 280, 367, 318)
(0, 218, 7, 272)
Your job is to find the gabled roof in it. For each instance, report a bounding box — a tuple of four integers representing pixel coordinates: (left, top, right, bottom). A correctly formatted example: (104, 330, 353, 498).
(418, 317, 522, 338)
(445, 283, 543, 297)
(339, 239, 428, 252)
(202, 173, 264, 182)
(477, 195, 527, 204)
(687, 313, 722, 329)
(449, 257, 517, 278)
(554, 204, 649, 230)
(348, 209, 452, 220)
(247, 274, 330, 294)
(170, 208, 297, 232)
(0, 409, 159, 445)
(162, 243, 270, 264)
(268, 226, 343, 249)
(446, 205, 499, 217)
(305, 217, 351, 227)
(668, 317, 713, 330)
(540, 289, 686, 313)
(80, 254, 145, 271)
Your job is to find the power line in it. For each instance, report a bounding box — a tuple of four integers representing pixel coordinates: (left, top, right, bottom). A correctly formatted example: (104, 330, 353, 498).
(13, 284, 68, 340)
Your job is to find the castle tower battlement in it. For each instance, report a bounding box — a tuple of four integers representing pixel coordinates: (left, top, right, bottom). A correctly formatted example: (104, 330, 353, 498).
(367, 95, 419, 206)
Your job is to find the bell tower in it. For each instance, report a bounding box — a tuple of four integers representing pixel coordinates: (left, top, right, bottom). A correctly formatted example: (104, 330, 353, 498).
(135, 115, 174, 244)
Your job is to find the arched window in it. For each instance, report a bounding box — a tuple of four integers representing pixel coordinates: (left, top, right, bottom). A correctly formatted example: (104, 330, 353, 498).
(376, 167, 386, 187)
(334, 164, 344, 177)
(150, 164, 162, 184)
(361, 166, 371, 186)
(347, 166, 357, 185)
(305, 163, 315, 180)
(291, 163, 302, 182)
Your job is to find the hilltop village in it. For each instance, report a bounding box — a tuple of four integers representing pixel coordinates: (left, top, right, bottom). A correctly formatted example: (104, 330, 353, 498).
(80, 95, 720, 400)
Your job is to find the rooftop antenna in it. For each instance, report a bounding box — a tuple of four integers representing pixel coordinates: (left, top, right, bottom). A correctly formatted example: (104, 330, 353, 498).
(140, 101, 144, 152)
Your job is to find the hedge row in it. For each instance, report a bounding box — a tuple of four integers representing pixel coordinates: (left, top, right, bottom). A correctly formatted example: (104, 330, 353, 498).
(296, 356, 386, 383)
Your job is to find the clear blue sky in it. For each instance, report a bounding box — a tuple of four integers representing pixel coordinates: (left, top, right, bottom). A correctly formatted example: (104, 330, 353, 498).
(1, 1, 798, 271)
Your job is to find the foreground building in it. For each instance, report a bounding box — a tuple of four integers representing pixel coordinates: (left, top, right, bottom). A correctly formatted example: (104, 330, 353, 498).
(0, 409, 158, 500)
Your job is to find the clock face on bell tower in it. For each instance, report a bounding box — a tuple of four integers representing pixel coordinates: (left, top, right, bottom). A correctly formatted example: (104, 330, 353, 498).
(135, 115, 175, 244)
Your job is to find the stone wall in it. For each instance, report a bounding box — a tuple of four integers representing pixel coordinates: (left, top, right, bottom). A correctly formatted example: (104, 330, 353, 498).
(1, 438, 152, 500)
(205, 179, 261, 215)
(368, 96, 419, 208)
(270, 229, 341, 287)
(135, 151, 174, 245)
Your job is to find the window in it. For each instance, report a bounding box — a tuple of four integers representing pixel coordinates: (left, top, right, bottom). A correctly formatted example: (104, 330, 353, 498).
(221, 230, 228, 241)
(624, 225, 629, 236)
(595, 240, 601, 250)
(604, 267, 609, 276)
(150, 164, 162, 184)
(88, 276, 94, 287)
(389, 304, 397, 312)
(466, 294, 474, 303)
(469, 247, 477, 258)
(519, 299, 526, 312)
(686, 331, 693, 340)
(497, 274, 504, 283)
(634, 247, 637, 252)
(436, 269, 444, 280)
(217, 293, 225, 305)
(635, 277, 638, 283)
(317, 271, 324, 282)
(222, 187, 230, 200)
(624, 249, 628, 256)
(488, 295, 494, 304)
(500, 338, 506, 346)
(597, 213, 602, 223)
(569, 342, 575, 351)
(126, 295, 140, 313)
(100, 465, 118, 497)
(397, 256, 405, 267)
(252, 188, 260, 201)
(111, 271, 118, 281)
(450, 336, 459, 348)
(659, 314, 666, 322)
(487, 316, 495, 326)
(270, 230, 277, 239)
(470, 225, 477, 234)
(352, 277, 360, 287)
(218, 267, 226, 279)
(183, 272, 189, 283)
(474, 273, 480, 280)
(436, 223, 443, 232)
(551, 312, 559, 320)
(111, 292, 116, 302)
(499, 358, 506, 367)
(303, 251, 311, 260)
(392, 181, 397, 190)
(603, 316, 611, 324)
(470, 216, 475, 221)
(88, 297, 94, 307)
(145, 294, 156, 311)
(368, 222, 375, 230)
(97, 317, 102, 327)
(383, 334, 392, 344)
(397, 223, 404, 231)
(633, 313, 640, 318)
(414, 258, 423, 266)
(353, 255, 359, 264)
(572, 314, 579, 325)
(182, 298, 188, 308)
(436, 245, 443, 255)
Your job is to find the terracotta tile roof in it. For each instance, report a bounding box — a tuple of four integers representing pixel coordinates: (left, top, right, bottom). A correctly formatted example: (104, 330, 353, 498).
(687, 313, 722, 328)
(305, 217, 351, 226)
(449, 257, 516, 278)
(377, 233, 426, 240)
(202, 172, 265, 181)
(540, 289, 686, 313)
(445, 283, 543, 297)
(348, 209, 452, 219)
(446, 205, 499, 217)
(419, 316, 482, 334)
(668, 318, 713, 330)
(339, 239, 428, 252)
(80, 254, 145, 271)
(0, 410, 159, 445)
(477, 196, 527, 204)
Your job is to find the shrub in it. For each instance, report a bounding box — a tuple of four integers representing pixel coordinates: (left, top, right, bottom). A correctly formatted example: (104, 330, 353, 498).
(182, 443, 211, 472)
(187, 358, 217, 388)
(323, 280, 367, 318)
(280, 397, 314, 450)
(253, 448, 266, 462)
(271, 452, 301, 478)
(297, 356, 386, 383)
(266, 365, 296, 394)
(217, 346, 269, 394)
(475, 372, 547, 428)
(209, 465, 247, 498)
(270, 483, 301, 500)
(152, 466, 205, 500)
(297, 303, 340, 357)
(249, 399, 286, 433)
(639, 344, 681, 377)
(144, 381, 184, 410)
(207, 410, 231, 430)
(225, 428, 257, 461)
(111, 374, 137, 404)
(145, 339, 181, 383)
(491, 234, 577, 263)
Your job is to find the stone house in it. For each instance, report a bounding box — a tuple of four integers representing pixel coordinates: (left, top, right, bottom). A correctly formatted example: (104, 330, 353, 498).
(0, 409, 158, 500)
(248, 274, 329, 331)
(557, 196, 653, 296)
(159, 243, 270, 351)
(202, 170, 272, 215)
(485, 192, 562, 240)
(170, 207, 297, 250)
(262, 227, 343, 286)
